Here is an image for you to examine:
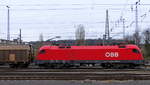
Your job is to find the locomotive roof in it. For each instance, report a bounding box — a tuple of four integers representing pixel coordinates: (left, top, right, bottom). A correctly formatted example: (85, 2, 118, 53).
(39, 44, 139, 50)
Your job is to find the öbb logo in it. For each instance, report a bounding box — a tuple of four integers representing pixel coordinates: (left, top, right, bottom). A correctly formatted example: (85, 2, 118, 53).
(105, 52, 119, 57)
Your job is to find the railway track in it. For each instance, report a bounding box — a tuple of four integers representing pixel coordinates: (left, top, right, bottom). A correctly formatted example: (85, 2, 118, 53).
(0, 69, 149, 80)
(0, 68, 148, 73)
(0, 71, 150, 80)
(0, 65, 149, 80)
(0, 66, 148, 72)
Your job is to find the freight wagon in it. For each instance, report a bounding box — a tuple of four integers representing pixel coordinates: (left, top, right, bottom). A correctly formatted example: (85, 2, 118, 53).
(0, 45, 33, 68)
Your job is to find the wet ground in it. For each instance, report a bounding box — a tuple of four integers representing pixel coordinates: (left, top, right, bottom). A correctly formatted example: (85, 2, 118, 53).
(0, 80, 150, 85)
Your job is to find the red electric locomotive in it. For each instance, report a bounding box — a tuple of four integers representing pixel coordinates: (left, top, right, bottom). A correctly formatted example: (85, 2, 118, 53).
(35, 44, 144, 68)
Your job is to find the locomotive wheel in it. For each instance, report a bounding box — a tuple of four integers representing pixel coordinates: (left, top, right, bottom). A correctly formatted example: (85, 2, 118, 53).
(101, 63, 113, 69)
(9, 64, 18, 68)
(115, 64, 135, 69)
(110, 64, 124, 69)
(128, 64, 135, 69)
(38, 63, 74, 69)
(38, 64, 60, 69)
(38, 64, 51, 69)
(101, 63, 135, 69)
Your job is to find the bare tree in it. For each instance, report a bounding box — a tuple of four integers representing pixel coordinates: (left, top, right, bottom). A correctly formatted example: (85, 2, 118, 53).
(39, 33, 44, 42)
(124, 35, 135, 44)
(133, 32, 141, 46)
(143, 28, 150, 44)
(75, 24, 85, 45)
(142, 28, 150, 58)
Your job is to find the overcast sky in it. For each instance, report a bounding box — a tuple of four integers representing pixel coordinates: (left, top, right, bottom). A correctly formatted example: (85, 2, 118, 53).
(0, 0, 150, 41)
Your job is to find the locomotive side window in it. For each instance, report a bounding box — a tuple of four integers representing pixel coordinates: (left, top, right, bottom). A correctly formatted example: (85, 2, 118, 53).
(132, 49, 140, 53)
(39, 50, 46, 54)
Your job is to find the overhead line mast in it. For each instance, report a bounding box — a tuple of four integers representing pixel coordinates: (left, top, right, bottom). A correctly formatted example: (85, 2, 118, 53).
(19, 29, 22, 44)
(6, 6, 10, 41)
(135, 0, 140, 46)
(104, 9, 110, 45)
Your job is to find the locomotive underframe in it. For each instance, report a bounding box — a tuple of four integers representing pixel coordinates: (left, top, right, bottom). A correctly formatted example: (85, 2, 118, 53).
(36, 60, 144, 68)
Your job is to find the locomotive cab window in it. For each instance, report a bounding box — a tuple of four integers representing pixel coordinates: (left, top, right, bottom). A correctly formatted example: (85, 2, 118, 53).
(132, 49, 140, 53)
(39, 50, 46, 54)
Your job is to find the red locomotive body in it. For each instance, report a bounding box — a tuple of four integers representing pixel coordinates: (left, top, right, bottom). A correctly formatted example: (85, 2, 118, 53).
(35, 45, 144, 68)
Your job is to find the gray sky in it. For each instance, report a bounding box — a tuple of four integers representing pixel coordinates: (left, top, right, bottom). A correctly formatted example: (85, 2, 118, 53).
(0, 0, 150, 41)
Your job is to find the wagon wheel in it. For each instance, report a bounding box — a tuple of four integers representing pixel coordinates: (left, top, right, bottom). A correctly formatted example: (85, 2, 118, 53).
(9, 64, 18, 68)
(20, 63, 29, 68)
